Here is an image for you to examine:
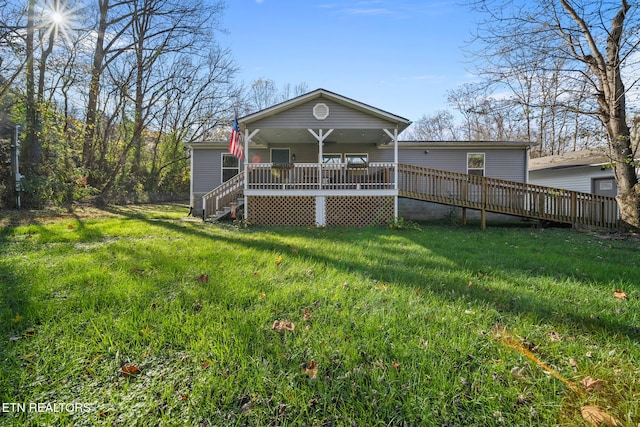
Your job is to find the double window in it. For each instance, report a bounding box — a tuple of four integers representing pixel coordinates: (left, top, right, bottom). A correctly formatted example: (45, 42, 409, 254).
(322, 153, 369, 166)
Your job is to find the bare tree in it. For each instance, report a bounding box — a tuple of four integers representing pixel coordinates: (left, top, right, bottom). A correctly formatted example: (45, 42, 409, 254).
(469, 0, 640, 228)
(404, 110, 459, 141)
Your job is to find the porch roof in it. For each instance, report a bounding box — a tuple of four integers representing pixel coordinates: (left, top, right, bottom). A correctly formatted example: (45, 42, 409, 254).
(238, 88, 411, 146)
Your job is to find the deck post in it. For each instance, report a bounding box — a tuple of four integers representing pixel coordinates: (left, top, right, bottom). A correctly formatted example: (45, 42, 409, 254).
(383, 128, 399, 220)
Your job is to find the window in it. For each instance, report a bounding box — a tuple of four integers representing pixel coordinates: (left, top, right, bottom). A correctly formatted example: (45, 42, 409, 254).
(345, 153, 368, 166)
(322, 153, 342, 164)
(271, 148, 290, 164)
(467, 153, 485, 176)
(222, 153, 239, 182)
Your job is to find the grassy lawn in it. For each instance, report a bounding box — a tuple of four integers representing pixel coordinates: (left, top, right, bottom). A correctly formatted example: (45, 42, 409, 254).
(1, 203, 639, 426)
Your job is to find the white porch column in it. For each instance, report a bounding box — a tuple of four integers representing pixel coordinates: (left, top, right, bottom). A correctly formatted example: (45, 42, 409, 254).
(384, 128, 399, 219)
(308, 128, 334, 190)
(243, 128, 259, 220)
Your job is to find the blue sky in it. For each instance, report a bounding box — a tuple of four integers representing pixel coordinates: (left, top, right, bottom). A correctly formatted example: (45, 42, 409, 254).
(221, 0, 477, 122)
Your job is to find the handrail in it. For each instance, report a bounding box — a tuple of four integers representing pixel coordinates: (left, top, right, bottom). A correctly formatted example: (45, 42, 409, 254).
(202, 171, 245, 219)
(398, 164, 619, 229)
(246, 162, 395, 190)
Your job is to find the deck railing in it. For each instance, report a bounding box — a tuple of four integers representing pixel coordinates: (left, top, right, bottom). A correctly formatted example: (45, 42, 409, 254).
(246, 162, 395, 190)
(201, 171, 244, 219)
(398, 164, 619, 228)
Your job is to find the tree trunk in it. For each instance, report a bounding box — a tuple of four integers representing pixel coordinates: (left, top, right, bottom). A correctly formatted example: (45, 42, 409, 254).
(83, 0, 109, 173)
(23, 0, 39, 174)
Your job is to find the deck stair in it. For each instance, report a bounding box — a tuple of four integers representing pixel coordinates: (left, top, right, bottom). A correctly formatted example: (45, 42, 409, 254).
(202, 172, 245, 222)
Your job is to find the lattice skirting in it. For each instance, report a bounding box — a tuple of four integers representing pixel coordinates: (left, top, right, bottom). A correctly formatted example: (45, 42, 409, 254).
(326, 196, 395, 227)
(247, 195, 395, 227)
(247, 196, 316, 226)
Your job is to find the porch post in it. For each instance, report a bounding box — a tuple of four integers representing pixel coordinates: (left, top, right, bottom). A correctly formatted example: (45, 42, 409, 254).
(393, 127, 398, 220)
(308, 128, 333, 189)
(244, 128, 249, 220)
(384, 128, 399, 220)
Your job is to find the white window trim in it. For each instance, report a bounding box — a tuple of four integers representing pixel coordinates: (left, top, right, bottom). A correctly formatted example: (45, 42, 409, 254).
(221, 153, 240, 183)
(467, 152, 485, 176)
(322, 153, 343, 164)
(270, 148, 290, 164)
(345, 153, 368, 166)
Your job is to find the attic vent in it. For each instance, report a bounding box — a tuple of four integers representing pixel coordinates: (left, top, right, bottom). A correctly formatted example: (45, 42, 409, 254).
(313, 103, 329, 120)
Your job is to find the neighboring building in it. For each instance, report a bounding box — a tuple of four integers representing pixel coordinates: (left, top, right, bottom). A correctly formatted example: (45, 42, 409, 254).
(186, 89, 531, 226)
(529, 148, 619, 197)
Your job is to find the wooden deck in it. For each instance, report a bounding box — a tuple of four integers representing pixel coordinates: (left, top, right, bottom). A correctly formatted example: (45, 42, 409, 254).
(201, 163, 620, 229)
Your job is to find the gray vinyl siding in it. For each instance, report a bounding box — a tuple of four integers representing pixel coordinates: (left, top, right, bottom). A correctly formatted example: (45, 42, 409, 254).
(529, 166, 615, 193)
(192, 148, 224, 192)
(248, 99, 397, 129)
(394, 147, 527, 182)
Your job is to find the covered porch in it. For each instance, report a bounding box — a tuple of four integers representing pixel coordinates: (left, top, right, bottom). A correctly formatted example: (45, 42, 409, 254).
(236, 89, 411, 225)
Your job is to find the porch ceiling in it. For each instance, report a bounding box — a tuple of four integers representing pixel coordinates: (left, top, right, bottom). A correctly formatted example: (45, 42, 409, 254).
(249, 128, 394, 146)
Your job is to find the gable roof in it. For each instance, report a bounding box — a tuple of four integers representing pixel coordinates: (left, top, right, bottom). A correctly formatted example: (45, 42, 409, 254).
(239, 88, 411, 131)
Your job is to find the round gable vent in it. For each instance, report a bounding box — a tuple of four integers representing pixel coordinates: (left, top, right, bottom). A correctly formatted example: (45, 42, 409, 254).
(313, 102, 330, 120)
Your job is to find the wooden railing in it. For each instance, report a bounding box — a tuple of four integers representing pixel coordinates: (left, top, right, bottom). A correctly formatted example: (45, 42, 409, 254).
(398, 164, 619, 229)
(202, 172, 244, 219)
(246, 162, 395, 190)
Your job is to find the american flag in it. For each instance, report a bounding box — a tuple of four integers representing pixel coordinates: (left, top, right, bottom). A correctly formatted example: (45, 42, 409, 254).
(229, 118, 244, 160)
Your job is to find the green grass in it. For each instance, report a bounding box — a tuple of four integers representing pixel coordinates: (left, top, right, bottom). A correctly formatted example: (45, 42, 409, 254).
(1, 204, 639, 426)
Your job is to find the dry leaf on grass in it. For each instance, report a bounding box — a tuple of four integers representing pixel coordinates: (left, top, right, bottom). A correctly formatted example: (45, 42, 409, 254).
(580, 405, 620, 426)
(196, 274, 209, 284)
(272, 320, 295, 332)
(275, 256, 283, 265)
(304, 360, 318, 379)
(580, 376, 606, 392)
(613, 290, 627, 300)
(121, 365, 140, 377)
(303, 308, 311, 322)
(548, 331, 561, 341)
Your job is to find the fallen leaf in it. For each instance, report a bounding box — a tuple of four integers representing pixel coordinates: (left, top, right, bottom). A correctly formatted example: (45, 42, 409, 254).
(130, 267, 144, 275)
(275, 256, 283, 265)
(181, 394, 188, 401)
(197, 274, 209, 284)
(98, 411, 111, 418)
(272, 320, 295, 332)
(303, 308, 311, 322)
(511, 366, 526, 380)
(391, 361, 401, 370)
(548, 331, 561, 342)
(121, 365, 140, 377)
(580, 376, 606, 392)
(467, 281, 473, 287)
(580, 405, 620, 426)
(304, 359, 318, 379)
(613, 290, 627, 300)
(202, 360, 211, 369)
(569, 358, 578, 372)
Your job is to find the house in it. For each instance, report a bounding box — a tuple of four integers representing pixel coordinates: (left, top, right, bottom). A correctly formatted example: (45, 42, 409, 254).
(187, 89, 532, 227)
(529, 148, 620, 197)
